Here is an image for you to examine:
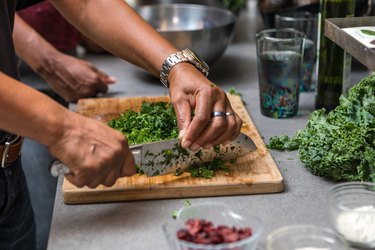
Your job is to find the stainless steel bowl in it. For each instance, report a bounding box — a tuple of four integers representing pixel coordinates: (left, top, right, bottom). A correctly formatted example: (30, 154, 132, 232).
(136, 4, 237, 65)
(127, 0, 225, 9)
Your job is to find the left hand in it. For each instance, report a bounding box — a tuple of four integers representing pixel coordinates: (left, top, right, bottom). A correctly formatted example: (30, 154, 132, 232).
(168, 63, 243, 151)
(36, 52, 116, 102)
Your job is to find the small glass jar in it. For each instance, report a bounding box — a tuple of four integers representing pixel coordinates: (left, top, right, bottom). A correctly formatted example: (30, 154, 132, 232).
(328, 182, 375, 249)
(163, 202, 263, 250)
(266, 224, 350, 250)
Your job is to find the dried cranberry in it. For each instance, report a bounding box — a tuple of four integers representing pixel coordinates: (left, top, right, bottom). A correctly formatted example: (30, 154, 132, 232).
(176, 219, 253, 245)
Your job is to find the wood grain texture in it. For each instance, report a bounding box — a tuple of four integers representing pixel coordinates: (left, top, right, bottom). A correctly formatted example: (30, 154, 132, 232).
(62, 94, 283, 204)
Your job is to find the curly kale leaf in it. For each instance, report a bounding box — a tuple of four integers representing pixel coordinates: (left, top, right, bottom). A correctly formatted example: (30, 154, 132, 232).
(268, 73, 375, 182)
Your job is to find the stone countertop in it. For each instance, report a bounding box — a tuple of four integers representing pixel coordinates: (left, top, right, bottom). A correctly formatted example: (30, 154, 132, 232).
(47, 2, 371, 249)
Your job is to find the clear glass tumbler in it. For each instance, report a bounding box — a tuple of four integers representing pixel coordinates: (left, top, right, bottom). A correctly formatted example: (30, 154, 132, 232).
(275, 11, 318, 92)
(266, 224, 350, 250)
(256, 28, 305, 118)
(328, 182, 375, 249)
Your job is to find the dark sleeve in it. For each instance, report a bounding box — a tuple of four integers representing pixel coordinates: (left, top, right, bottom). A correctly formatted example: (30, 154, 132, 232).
(16, 0, 44, 10)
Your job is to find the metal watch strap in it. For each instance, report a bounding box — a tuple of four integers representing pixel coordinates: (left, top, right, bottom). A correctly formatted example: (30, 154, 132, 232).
(160, 48, 209, 88)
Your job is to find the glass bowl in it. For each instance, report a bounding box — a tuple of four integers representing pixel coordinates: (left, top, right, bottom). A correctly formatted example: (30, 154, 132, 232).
(328, 182, 375, 249)
(163, 202, 263, 250)
(266, 225, 350, 250)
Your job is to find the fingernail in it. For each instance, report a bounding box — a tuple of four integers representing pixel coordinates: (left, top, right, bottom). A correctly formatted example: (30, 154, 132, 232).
(181, 140, 192, 149)
(108, 76, 117, 82)
(178, 130, 185, 140)
(203, 144, 213, 149)
(190, 144, 201, 151)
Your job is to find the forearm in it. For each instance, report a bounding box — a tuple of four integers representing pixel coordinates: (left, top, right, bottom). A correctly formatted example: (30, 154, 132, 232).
(13, 14, 59, 74)
(49, 0, 178, 77)
(0, 72, 69, 146)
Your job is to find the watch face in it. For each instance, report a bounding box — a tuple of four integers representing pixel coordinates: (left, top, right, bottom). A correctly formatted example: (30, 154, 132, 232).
(186, 48, 210, 69)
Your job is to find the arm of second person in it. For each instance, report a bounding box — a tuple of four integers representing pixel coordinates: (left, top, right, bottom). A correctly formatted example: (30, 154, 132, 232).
(13, 14, 116, 103)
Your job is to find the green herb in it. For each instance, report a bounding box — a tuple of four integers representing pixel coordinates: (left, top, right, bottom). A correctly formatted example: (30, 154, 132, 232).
(108, 102, 179, 145)
(135, 165, 144, 175)
(171, 200, 192, 219)
(268, 74, 375, 182)
(229, 87, 245, 104)
(229, 87, 243, 98)
(186, 158, 229, 179)
(221, 0, 247, 12)
(361, 29, 375, 36)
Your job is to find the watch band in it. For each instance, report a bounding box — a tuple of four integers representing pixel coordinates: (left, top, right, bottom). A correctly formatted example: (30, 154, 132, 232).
(160, 48, 209, 88)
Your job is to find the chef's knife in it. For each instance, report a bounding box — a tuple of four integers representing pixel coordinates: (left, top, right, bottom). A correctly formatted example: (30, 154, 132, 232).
(49, 132, 257, 177)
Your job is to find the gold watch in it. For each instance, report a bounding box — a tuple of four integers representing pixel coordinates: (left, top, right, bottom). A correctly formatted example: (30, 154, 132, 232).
(160, 48, 209, 88)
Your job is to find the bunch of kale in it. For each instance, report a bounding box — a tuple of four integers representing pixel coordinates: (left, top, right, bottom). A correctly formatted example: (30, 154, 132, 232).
(268, 74, 375, 182)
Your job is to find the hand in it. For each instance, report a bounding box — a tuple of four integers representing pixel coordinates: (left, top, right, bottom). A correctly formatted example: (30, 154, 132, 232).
(168, 63, 243, 151)
(48, 111, 136, 188)
(36, 52, 116, 102)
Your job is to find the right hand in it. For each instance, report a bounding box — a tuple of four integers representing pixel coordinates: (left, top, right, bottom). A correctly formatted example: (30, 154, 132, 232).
(47, 111, 136, 188)
(36, 52, 116, 103)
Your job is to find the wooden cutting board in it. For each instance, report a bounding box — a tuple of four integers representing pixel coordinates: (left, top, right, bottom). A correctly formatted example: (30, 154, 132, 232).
(62, 94, 283, 204)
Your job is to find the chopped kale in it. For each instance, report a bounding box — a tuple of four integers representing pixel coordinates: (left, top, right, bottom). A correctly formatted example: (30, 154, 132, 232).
(108, 102, 179, 145)
(268, 74, 375, 182)
(186, 158, 229, 179)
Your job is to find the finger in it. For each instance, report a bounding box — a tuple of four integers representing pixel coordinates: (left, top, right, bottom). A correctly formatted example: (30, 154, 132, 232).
(182, 93, 212, 149)
(190, 99, 227, 150)
(102, 75, 117, 84)
(171, 97, 192, 141)
(96, 82, 109, 94)
(209, 110, 239, 146)
(64, 168, 98, 188)
(102, 165, 122, 187)
(230, 113, 243, 141)
(120, 150, 136, 177)
(97, 70, 117, 84)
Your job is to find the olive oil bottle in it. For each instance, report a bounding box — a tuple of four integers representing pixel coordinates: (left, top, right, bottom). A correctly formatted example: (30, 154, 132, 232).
(315, 0, 355, 111)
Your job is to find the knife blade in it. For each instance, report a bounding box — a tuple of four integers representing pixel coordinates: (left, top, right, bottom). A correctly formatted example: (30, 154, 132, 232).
(49, 132, 256, 177)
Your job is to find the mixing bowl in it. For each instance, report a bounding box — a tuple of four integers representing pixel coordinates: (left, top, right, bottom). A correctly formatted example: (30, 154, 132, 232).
(136, 4, 237, 65)
(126, 0, 225, 9)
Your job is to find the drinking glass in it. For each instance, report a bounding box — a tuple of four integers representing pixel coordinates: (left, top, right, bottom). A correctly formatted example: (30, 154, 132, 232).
(266, 225, 350, 250)
(256, 28, 305, 118)
(275, 11, 318, 91)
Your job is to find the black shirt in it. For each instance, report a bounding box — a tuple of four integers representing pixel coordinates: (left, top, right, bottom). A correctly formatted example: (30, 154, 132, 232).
(0, 0, 42, 142)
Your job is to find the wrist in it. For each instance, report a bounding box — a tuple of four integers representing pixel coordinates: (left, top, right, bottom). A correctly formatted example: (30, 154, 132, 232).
(33, 48, 60, 75)
(159, 48, 209, 88)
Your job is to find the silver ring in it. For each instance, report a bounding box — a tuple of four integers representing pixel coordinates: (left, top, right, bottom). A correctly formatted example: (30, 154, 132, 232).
(226, 112, 235, 117)
(212, 111, 226, 118)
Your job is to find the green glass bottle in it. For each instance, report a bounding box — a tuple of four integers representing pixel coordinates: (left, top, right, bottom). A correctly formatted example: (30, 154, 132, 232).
(315, 0, 355, 111)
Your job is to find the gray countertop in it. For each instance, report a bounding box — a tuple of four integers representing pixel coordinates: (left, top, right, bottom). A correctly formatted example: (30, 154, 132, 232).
(47, 2, 372, 249)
